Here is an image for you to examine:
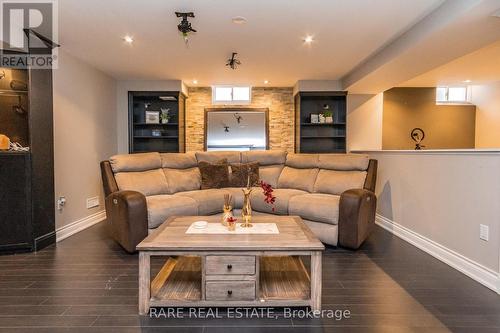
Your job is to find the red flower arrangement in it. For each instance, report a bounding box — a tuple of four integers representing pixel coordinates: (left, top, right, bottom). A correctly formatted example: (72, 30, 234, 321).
(259, 180, 276, 212)
(226, 216, 237, 223)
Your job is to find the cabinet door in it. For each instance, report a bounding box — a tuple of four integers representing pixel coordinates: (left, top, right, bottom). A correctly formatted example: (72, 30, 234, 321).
(0, 153, 32, 252)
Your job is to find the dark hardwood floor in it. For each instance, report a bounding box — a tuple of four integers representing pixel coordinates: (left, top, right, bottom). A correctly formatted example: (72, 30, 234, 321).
(0, 221, 498, 333)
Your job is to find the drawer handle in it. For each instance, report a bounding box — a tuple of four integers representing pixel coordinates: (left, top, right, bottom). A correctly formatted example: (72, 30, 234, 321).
(227, 264, 232, 270)
(227, 290, 232, 295)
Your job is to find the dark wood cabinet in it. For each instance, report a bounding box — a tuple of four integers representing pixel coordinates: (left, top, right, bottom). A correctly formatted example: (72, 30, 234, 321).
(294, 91, 347, 153)
(128, 91, 186, 153)
(0, 66, 55, 253)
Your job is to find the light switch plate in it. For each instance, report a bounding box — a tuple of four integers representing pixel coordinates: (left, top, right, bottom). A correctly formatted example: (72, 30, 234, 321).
(479, 224, 489, 241)
(86, 196, 100, 209)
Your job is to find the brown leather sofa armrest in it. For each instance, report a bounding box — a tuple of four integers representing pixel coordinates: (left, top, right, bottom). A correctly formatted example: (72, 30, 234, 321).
(105, 190, 148, 253)
(338, 188, 377, 250)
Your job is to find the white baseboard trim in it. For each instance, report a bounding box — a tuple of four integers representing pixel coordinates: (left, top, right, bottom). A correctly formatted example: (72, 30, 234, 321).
(56, 210, 106, 242)
(375, 214, 500, 294)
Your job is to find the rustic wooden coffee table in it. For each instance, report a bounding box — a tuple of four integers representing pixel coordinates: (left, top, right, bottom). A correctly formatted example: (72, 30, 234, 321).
(136, 215, 325, 315)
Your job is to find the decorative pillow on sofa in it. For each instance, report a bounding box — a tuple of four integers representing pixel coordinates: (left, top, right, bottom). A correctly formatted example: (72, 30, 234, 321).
(198, 159, 230, 189)
(229, 162, 259, 187)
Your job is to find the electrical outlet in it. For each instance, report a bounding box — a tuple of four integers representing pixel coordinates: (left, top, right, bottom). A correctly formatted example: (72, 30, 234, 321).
(479, 224, 489, 241)
(57, 196, 66, 211)
(86, 196, 100, 209)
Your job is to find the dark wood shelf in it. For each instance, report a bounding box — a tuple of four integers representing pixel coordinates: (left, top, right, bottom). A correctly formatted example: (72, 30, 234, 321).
(129, 91, 185, 153)
(134, 123, 179, 126)
(295, 91, 347, 153)
(300, 122, 346, 126)
(134, 136, 179, 139)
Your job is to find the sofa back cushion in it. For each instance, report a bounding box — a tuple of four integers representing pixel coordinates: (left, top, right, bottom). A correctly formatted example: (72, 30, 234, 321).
(278, 167, 319, 192)
(110, 152, 161, 173)
(161, 153, 201, 193)
(314, 170, 367, 195)
(313, 154, 369, 195)
(110, 152, 169, 196)
(195, 151, 241, 164)
(318, 154, 369, 171)
(241, 151, 286, 165)
(161, 152, 198, 169)
(114, 169, 169, 196)
(242, 150, 286, 188)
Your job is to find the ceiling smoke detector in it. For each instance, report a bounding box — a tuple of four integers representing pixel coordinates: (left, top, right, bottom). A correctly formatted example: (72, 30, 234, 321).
(232, 16, 247, 24)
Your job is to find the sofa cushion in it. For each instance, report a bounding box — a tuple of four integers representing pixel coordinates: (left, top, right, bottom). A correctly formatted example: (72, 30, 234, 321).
(175, 189, 229, 215)
(196, 151, 241, 164)
(277, 166, 319, 192)
(303, 220, 338, 246)
(146, 195, 198, 229)
(114, 169, 169, 196)
(241, 151, 287, 165)
(163, 167, 201, 193)
(259, 165, 283, 188)
(285, 153, 319, 168)
(314, 170, 367, 195)
(289, 193, 340, 225)
(110, 152, 161, 172)
(229, 162, 259, 187)
(161, 152, 198, 169)
(251, 188, 306, 214)
(198, 160, 230, 189)
(318, 154, 369, 171)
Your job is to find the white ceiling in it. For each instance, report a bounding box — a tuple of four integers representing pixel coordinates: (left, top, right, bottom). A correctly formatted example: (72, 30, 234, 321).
(58, 0, 443, 86)
(399, 41, 500, 87)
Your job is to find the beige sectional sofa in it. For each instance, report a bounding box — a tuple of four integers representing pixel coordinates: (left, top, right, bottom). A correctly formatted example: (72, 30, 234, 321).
(101, 151, 377, 253)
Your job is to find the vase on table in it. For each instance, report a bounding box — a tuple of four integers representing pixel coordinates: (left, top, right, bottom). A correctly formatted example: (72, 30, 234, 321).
(221, 205, 233, 226)
(241, 188, 253, 228)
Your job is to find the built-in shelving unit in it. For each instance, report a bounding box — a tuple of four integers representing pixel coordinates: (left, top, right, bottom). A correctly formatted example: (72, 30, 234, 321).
(0, 65, 55, 253)
(128, 91, 185, 153)
(294, 91, 347, 153)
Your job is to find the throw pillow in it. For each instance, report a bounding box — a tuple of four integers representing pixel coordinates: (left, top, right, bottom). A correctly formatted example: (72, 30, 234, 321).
(198, 159, 229, 189)
(229, 162, 260, 187)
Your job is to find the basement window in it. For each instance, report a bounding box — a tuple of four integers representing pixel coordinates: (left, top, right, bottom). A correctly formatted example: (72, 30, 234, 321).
(213, 86, 251, 104)
(436, 86, 471, 104)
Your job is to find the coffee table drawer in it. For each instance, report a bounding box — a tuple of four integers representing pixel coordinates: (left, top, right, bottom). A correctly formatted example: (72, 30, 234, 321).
(205, 281, 256, 301)
(205, 255, 255, 275)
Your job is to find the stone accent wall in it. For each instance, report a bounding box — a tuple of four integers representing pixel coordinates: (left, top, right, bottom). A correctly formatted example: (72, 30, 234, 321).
(186, 87, 295, 152)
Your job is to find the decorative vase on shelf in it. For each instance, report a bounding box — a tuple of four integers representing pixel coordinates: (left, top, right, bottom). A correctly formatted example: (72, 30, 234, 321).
(325, 116, 333, 123)
(241, 188, 253, 228)
(318, 114, 326, 123)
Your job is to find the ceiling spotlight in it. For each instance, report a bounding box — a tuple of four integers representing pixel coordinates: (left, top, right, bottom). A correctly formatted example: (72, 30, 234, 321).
(232, 16, 247, 24)
(264, 80, 269, 84)
(123, 35, 134, 44)
(193, 79, 198, 84)
(304, 35, 314, 43)
(463, 79, 472, 83)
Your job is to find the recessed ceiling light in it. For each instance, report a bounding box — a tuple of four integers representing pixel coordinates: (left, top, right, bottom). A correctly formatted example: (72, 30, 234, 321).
(193, 79, 198, 84)
(123, 35, 134, 44)
(304, 35, 314, 43)
(264, 80, 269, 84)
(463, 79, 472, 83)
(232, 16, 247, 24)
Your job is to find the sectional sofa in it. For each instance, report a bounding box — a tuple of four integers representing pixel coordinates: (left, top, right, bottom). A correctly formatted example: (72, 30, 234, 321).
(100, 151, 377, 253)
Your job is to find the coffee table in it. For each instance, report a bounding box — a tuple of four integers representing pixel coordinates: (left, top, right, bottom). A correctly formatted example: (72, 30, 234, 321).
(136, 215, 325, 315)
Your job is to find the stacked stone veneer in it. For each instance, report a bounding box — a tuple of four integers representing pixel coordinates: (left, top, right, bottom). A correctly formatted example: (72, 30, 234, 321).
(185, 87, 295, 152)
